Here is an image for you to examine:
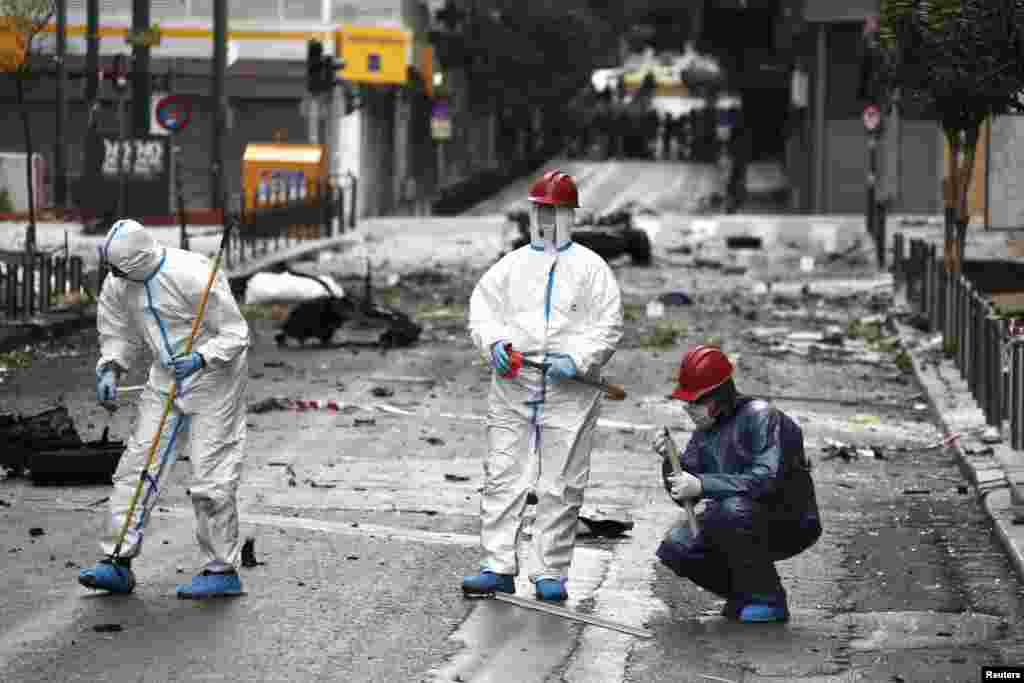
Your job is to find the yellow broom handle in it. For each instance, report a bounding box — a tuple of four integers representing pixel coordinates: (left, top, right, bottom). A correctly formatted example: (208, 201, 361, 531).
(111, 231, 230, 559)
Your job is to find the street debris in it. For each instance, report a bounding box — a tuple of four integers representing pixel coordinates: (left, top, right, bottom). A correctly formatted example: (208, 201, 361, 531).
(725, 235, 763, 250)
(657, 291, 693, 306)
(490, 592, 652, 639)
(92, 624, 123, 633)
(1, 405, 124, 484)
(244, 270, 345, 305)
(264, 265, 422, 350)
(354, 417, 376, 427)
(28, 527, 44, 537)
(247, 397, 343, 413)
(369, 375, 436, 386)
(241, 537, 265, 568)
(444, 473, 470, 482)
(577, 512, 635, 538)
(423, 436, 445, 446)
(981, 427, 1004, 445)
(371, 386, 395, 398)
(821, 439, 885, 462)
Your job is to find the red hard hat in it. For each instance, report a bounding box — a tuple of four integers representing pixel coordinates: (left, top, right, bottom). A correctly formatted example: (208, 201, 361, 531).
(671, 345, 734, 401)
(528, 169, 579, 208)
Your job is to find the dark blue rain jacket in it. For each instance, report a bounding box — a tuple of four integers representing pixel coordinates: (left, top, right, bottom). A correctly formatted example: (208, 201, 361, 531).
(662, 397, 820, 523)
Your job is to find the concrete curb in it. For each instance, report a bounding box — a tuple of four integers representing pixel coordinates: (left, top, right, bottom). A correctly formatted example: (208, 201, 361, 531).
(0, 306, 97, 354)
(894, 307, 1024, 584)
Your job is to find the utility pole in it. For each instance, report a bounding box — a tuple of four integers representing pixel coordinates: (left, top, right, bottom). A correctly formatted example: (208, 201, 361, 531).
(211, 0, 227, 215)
(131, 0, 151, 137)
(85, 0, 99, 118)
(54, 0, 68, 209)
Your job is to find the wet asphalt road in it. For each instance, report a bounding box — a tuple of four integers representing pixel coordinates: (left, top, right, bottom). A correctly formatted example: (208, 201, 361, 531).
(2, 162, 1024, 681)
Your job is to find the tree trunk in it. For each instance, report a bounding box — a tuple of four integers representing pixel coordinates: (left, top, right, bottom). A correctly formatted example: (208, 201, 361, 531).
(16, 75, 37, 254)
(954, 125, 981, 277)
(943, 128, 959, 274)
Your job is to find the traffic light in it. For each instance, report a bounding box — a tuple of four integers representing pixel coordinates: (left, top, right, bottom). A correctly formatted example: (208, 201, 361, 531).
(307, 39, 346, 94)
(108, 54, 129, 93)
(307, 39, 325, 93)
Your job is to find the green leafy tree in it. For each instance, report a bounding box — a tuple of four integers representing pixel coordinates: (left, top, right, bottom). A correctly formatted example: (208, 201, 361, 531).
(1, 0, 55, 252)
(880, 0, 1024, 274)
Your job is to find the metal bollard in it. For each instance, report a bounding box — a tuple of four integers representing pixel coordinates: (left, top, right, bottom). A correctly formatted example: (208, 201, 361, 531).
(966, 292, 976, 398)
(986, 314, 1000, 426)
(973, 292, 985, 402)
(894, 233, 904, 284)
(994, 315, 1006, 427)
(1013, 340, 1024, 451)
(958, 278, 968, 373)
(945, 269, 954, 344)
(921, 244, 931, 322)
(929, 244, 939, 329)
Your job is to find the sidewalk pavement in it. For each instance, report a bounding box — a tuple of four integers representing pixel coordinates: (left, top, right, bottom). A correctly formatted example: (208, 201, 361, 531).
(895, 289, 1024, 585)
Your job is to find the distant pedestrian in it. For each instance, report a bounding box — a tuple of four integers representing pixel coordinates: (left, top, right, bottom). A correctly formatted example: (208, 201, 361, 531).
(652, 345, 822, 622)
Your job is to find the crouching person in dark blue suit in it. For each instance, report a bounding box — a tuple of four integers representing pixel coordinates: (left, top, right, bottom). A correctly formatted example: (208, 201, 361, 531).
(653, 345, 822, 623)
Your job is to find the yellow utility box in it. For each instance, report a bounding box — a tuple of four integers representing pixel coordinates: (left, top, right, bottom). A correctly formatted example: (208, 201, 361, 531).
(0, 18, 27, 73)
(241, 143, 328, 210)
(336, 25, 411, 85)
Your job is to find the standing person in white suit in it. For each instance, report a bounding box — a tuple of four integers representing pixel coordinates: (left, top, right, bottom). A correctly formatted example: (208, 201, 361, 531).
(79, 219, 251, 599)
(463, 170, 623, 601)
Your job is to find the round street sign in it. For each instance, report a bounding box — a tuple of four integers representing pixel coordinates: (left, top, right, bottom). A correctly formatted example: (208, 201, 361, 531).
(155, 95, 192, 133)
(862, 104, 882, 132)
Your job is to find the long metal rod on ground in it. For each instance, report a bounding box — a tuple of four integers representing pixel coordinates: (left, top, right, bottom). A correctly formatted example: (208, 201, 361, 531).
(491, 593, 653, 639)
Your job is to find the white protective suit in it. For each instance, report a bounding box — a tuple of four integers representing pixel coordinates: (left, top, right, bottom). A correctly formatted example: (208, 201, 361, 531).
(469, 218, 623, 581)
(96, 220, 251, 571)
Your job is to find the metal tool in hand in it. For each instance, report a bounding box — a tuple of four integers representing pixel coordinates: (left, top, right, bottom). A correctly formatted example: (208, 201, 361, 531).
(502, 346, 627, 401)
(662, 426, 700, 537)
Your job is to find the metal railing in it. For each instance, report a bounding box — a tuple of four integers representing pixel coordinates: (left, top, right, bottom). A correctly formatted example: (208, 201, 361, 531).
(0, 250, 86, 319)
(895, 235, 1021, 444)
(225, 177, 356, 271)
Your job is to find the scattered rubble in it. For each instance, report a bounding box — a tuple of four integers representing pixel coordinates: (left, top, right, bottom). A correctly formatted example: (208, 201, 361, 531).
(821, 439, 885, 462)
(0, 405, 124, 484)
(577, 512, 635, 538)
(657, 292, 693, 307)
(247, 397, 343, 414)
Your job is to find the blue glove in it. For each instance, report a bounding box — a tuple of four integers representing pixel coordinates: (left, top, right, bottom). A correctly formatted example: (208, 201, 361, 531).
(544, 354, 577, 382)
(490, 341, 512, 374)
(96, 368, 117, 403)
(168, 352, 205, 382)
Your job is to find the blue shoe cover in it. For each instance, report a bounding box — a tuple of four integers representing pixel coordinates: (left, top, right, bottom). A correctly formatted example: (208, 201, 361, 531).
(461, 570, 515, 596)
(176, 570, 244, 599)
(79, 559, 136, 594)
(535, 578, 568, 602)
(738, 603, 790, 623)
